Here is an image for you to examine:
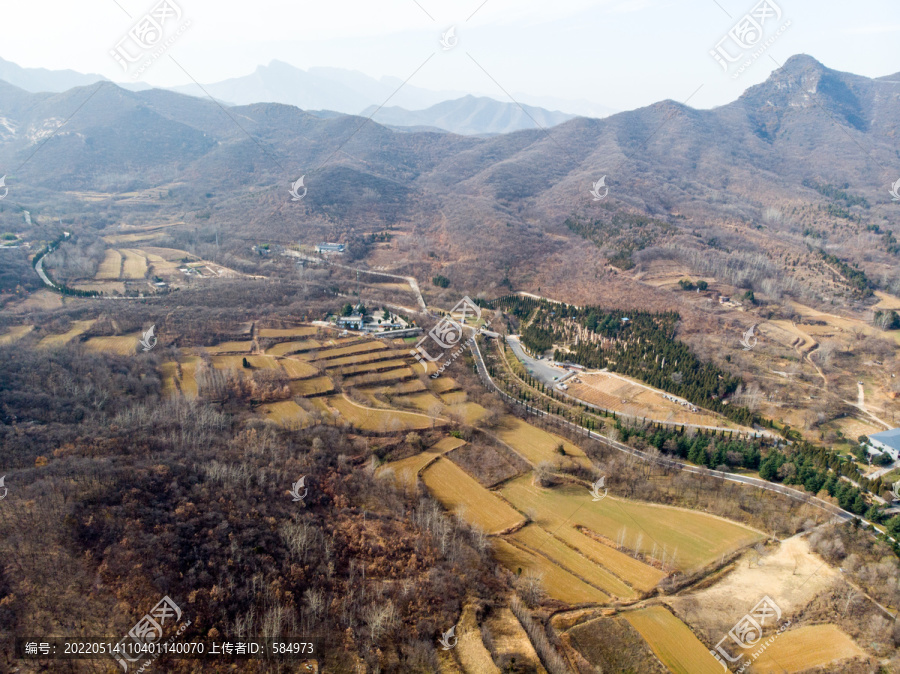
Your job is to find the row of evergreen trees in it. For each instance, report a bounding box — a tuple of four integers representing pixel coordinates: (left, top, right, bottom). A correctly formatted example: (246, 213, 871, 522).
(492, 296, 755, 426)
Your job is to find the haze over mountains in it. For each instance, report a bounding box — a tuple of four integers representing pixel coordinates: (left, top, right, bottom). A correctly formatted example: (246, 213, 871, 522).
(0, 57, 606, 136)
(0, 56, 108, 94)
(167, 60, 603, 134)
(360, 95, 576, 135)
(0, 54, 898, 300)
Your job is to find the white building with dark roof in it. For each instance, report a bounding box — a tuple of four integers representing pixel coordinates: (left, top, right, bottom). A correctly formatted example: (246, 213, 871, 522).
(868, 428, 900, 461)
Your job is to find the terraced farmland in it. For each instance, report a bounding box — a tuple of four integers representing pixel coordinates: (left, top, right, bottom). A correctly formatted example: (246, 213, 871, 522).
(279, 358, 320, 379)
(554, 525, 665, 593)
(456, 603, 500, 674)
(345, 367, 415, 387)
(314, 341, 386, 360)
(441, 391, 468, 405)
(258, 327, 317, 338)
(495, 416, 591, 468)
(121, 249, 149, 279)
(37, 320, 96, 348)
(491, 538, 609, 604)
(750, 624, 865, 673)
(320, 349, 409, 369)
(0, 325, 34, 345)
(623, 606, 721, 674)
(396, 392, 446, 413)
(202, 341, 253, 354)
(160, 361, 180, 396)
(500, 475, 762, 573)
(512, 524, 638, 600)
(289, 376, 334, 396)
(327, 358, 408, 376)
(388, 379, 427, 394)
(266, 340, 321, 356)
(258, 400, 312, 428)
(381, 437, 466, 487)
(482, 608, 546, 673)
(95, 250, 123, 279)
(446, 401, 489, 425)
(324, 394, 438, 432)
(421, 458, 525, 534)
(212, 354, 268, 370)
(84, 334, 141, 355)
(429, 377, 460, 394)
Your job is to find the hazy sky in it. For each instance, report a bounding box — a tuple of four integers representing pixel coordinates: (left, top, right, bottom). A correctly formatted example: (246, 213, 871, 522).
(2, 0, 898, 113)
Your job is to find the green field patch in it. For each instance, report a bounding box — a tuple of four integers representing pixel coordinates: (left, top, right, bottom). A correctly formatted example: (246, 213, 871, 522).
(319, 348, 410, 369)
(495, 416, 591, 468)
(327, 358, 409, 376)
(557, 525, 665, 593)
(441, 390, 468, 405)
(289, 376, 334, 396)
(279, 358, 320, 379)
(212, 354, 280, 370)
(314, 341, 386, 360)
(324, 394, 439, 432)
(0, 325, 34, 345)
(37, 320, 96, 348)
(386, 379, 427, 394)
(429, 377, 460, 394)
(258, 326, 317, 338)
(397, 392, 446, 413)
(258, 400, 312, 428)
(751, 624, 866, 673)
(83, 334, 141, 355)
(345, 367, 415, 387)
(381, 436, 468, 487)
(623, 606, 721, 674)
(266, 339, 321, 356)
(422, 458, 525, 534)
(160, 361, 180, 396)
(512, 524, 637, 600)
(447, 402, 489, 425)
(203, 341, 253, 354)
(500, 475, 762, 573)
(491, 538, 609, 605)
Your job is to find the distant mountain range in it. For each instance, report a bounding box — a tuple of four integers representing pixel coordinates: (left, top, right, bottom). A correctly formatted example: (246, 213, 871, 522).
(0, 57, 611, 136)
(362, 95, 576, 135)
(0, 56, 108, 93)
(0, 54, 898, 299)
(167, 60, 600, 134)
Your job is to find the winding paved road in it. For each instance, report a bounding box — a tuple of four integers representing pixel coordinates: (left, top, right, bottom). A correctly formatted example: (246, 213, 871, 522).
(505, 335, 777, 439)
(470, 336, 896, 540)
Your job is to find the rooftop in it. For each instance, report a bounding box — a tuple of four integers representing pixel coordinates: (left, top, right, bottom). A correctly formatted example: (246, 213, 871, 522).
(869, 428, 900, 451)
